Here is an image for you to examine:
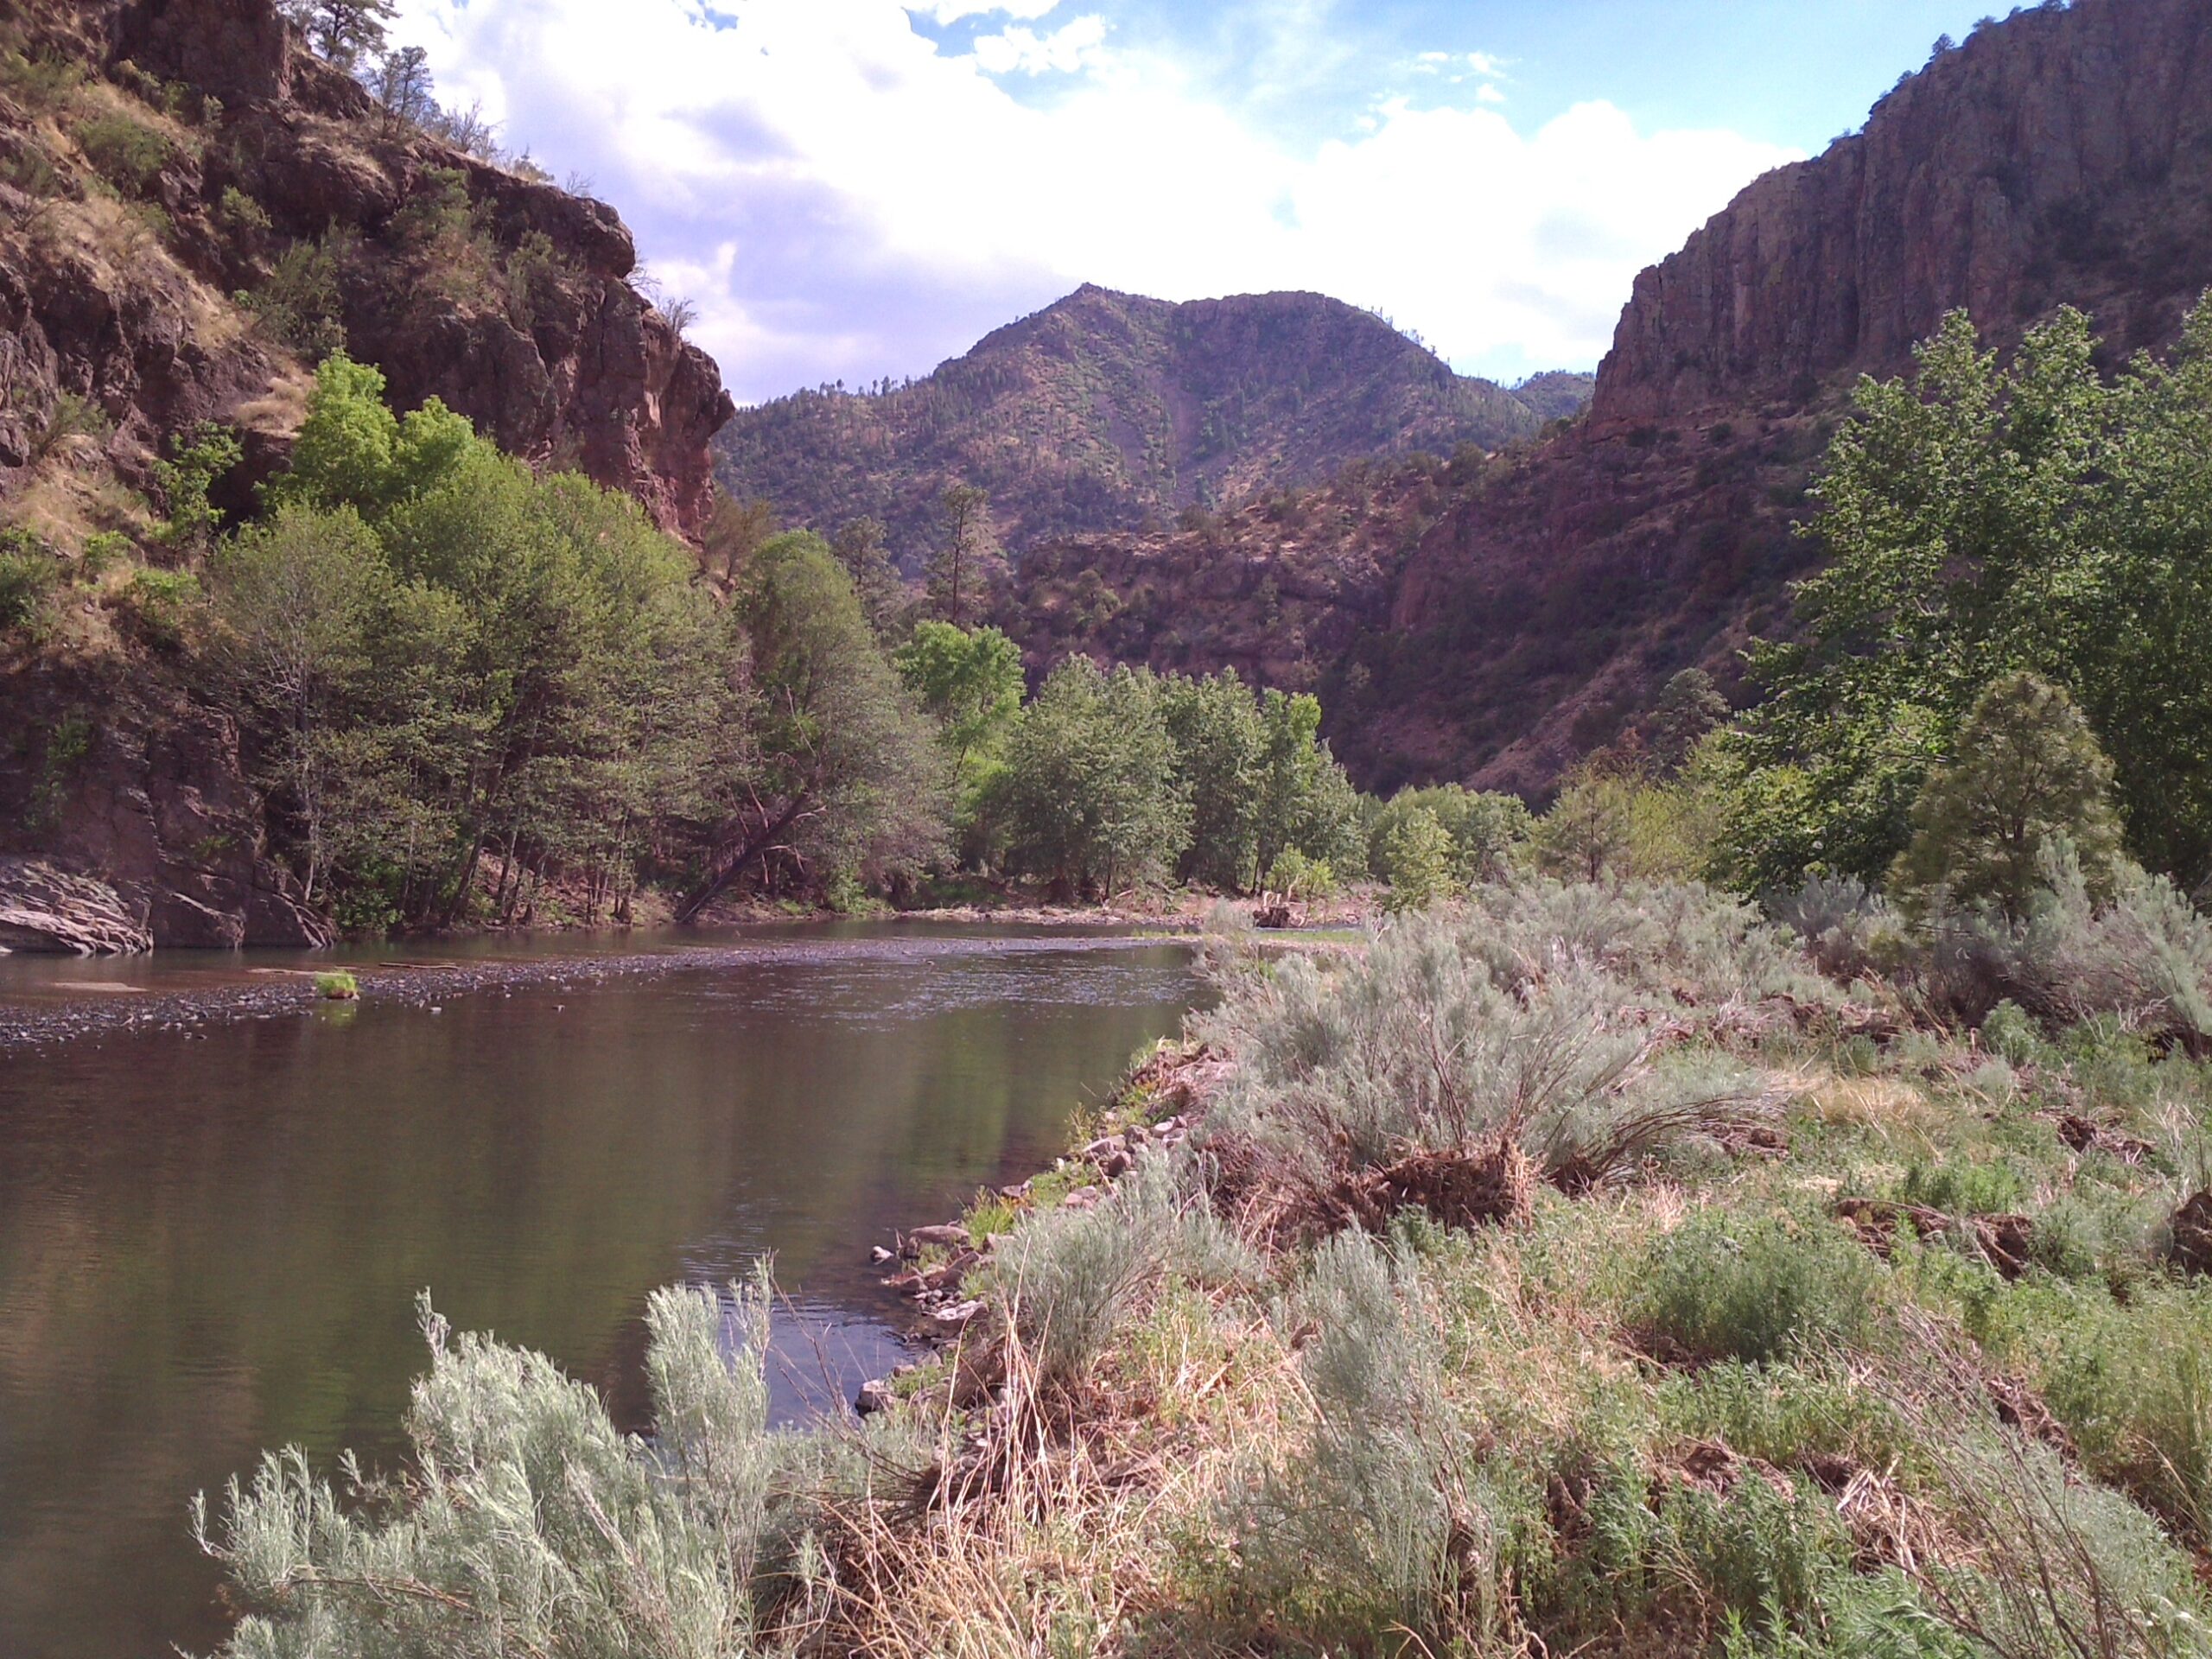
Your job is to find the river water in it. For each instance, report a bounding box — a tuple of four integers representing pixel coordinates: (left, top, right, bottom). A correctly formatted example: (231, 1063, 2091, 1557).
(0, 924, 1198, 1659)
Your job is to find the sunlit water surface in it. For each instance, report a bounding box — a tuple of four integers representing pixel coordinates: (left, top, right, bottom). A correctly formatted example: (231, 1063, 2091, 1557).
(0, 924, 1197, 1658)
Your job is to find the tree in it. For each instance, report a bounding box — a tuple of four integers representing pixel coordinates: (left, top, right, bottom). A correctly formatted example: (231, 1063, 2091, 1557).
(701, 490, 777, 588)
(1252, 688, 1364, 890)
(153, 423, 244, 556)
(894, 621, 1025, 836)
(1371, 785, 1530, 888)
(997, 658, 1189, 899)
(928, 482, 1001, 626)
(211, 506, 391, 904)
(677, 534, 948, 919)
(1642, 669, 1730, 776)
(281, 0, 397, 72)
(831, 517, 906, 637)
(370, 44, 435, 133)
(1721, 299, 2212, 891)
(1374, 804, 1453, 912)
(1889, 672, 2126, 918)
(1160, 671, 1264, 891)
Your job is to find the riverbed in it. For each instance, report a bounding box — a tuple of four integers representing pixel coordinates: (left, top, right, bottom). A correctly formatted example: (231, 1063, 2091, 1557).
(0, 924, 1198, 1658)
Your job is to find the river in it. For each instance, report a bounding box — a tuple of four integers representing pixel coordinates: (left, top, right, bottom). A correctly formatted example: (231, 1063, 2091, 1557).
(0, 924, 1198, 1659)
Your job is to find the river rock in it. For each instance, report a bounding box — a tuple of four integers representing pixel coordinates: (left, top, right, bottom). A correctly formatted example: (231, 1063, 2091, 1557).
(855, 1377, 896, 1417)
(931, 1299, 985, 1328)
(0, 857, 153, 955)
(906, 1224, 972, 1251)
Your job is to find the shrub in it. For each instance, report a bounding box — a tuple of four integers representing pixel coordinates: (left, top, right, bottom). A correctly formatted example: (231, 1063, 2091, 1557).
(1773, 875, 1901, 982)
(239, 238, 346, 357)
(117, 565, 201, 646)
(1980, 1000, 2041, 1065)
(198, 1278, 824, 1657)
(0, 536, 58, 637)
(1634, 1211, 1879, 1364)
(1373, 802, 1454, 912)
(33, 390, 111, 460)
(70, 112, 170, 196)
(1230, 1230, 1538, 1647)
(1899, 1159, 2026, 1217)
(1916, 844, 2212, 1048)
(2043, 1283, 2212, 1546)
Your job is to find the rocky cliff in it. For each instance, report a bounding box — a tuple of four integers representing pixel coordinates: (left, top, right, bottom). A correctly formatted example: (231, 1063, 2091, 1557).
(1007, 0, 2212, 795)
(1594, 0, 2212, 424)
(715, 283, 1590, 560)
(0, 0, 736, 947)
(2, 0, 732, 537)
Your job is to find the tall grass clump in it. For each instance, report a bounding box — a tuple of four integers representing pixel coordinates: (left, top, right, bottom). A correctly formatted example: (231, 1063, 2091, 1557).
(1634, 1211, 1881, 1365)
(1229, 1230, 1541, 1648)
(196, 1274, 832, 1657)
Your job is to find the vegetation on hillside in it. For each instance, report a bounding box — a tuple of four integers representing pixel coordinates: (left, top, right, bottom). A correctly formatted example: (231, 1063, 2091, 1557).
(712, 284, 1591, 563)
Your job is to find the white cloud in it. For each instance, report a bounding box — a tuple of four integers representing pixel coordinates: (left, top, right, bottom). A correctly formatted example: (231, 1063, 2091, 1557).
(972, 15, 1107, 75)
(390, 0, 1795, 400)
(913, 0, 1060, 21)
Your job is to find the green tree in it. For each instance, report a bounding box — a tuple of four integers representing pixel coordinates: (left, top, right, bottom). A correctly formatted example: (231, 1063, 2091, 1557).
(1371, 785, 1530, 888)
(1721, 300, 2212, 890)
(211, 505, 391, 904)
(282, 0, 397, 71)
(154, 423, 244, 556)
(1641, 669, 1730, 776)
(1889, 671, 2126, 918)
(998, 658, 1190, 898)
(1160, 671, 1264, 891)
(1253, 688, 1364, 889)
(831, 516, 906, 637)
(894, 620, 1025, 829)
(677, 534, 948, 918)
(1374, 804, 1454, 912)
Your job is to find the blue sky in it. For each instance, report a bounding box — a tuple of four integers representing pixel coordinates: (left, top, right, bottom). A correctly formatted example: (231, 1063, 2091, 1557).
(392, 1, 2003, 403)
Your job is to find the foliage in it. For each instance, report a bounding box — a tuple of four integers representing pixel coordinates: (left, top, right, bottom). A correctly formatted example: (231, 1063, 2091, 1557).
(893, 620, 1023, 826)
(118, 565, 202, 647)
(995, 656, 1189, 898)
(196, 1275, 820, 1656)
(240, 236, 346, 359)
(32, 391, 111, 461)
(70, 113, 169, 196)
(1373, 801, 1455, 912)
(0, 536, 58, 639)
(153, 423, 244, 555)
(313, 970, 358, 1000)
(280, 0, 396, 73)
(1724, 301, 2212, 892)
(926, 481, 1000, 627)
(1534, 762, 1715, 885)
(1633, 1211, 1879, 1364)
(1370, 784, 1532, 888)
(1890, 672, 2126, 919)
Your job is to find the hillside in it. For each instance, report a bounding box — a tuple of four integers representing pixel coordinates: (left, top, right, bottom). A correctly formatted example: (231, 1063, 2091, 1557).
(0, 0, 734, 945)
(713, 283, 1591, 558)
(1001, 0, 2212, 796)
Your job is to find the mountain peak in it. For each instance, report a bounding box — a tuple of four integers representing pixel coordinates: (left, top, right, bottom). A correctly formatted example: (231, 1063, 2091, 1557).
(716, 289, 1591, 556)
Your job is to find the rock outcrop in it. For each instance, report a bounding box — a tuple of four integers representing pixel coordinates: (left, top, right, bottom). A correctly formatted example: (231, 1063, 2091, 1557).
(1593, 0, 2212, 424)
(3, 0, 734, 537)
(0, 855, 152, 952)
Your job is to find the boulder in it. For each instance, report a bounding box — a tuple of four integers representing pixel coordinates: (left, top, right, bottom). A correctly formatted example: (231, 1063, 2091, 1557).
(0, 856, 153, 954)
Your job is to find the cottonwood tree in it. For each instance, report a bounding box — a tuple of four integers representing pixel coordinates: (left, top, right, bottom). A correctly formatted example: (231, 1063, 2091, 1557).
(676, 533, 948, 919)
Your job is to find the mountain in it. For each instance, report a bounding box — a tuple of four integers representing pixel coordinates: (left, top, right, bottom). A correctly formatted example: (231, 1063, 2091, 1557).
(1001, 0, 2212, 796)
(713, 284, 1592, 558)
(0, 0, 734, 946)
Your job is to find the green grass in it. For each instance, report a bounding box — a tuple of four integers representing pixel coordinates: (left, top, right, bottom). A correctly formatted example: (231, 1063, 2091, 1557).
(314, 970, 359, 1001)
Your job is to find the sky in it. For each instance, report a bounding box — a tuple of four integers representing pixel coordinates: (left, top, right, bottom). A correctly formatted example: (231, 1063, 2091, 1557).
(387, 0, 2006, 404)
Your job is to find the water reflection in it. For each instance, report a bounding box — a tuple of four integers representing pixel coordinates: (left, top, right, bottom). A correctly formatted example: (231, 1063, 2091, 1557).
(0, 932, 1195, 1659)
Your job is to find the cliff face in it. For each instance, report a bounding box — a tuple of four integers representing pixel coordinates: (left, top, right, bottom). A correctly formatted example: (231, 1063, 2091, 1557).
(1594, 0, 2212, 423)
(0, 0, 735, 947)
(715, 283, 1590, 560)
(3, 0, 733, 537)
(1007, 0, 2212, 796)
